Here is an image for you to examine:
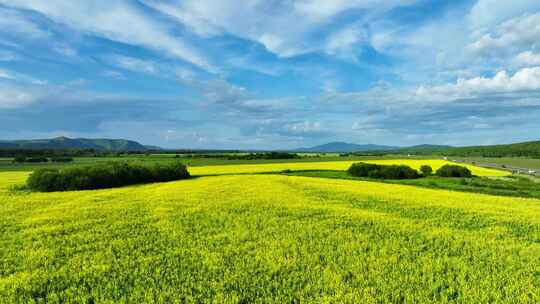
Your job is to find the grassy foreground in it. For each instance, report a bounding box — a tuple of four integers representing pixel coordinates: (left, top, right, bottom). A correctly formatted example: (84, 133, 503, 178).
(285, 170, 540, 199)
(1, 167, 540, 302)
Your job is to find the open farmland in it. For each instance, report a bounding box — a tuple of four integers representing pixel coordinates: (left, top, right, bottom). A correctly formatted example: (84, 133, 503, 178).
(2, 160, 539, 302)
(456, 157, 540, 171)
(0, 154, 437, 172)
(189, 159, 509, 177)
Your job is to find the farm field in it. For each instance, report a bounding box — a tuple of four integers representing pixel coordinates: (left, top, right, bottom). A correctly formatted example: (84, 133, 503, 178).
(0, 154, 434, 172)
(5, 2, 540, 302)
(189, 159, 509, 177)
(286, 170, 540, 200)
(457, 157, 540, 170)
(1, 160, 535, 302)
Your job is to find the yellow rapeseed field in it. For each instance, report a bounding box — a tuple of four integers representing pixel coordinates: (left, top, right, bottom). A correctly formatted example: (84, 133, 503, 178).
(189, 159, 509, 177)
(1, 168, 539, 302)
(0, 160, 525, 302)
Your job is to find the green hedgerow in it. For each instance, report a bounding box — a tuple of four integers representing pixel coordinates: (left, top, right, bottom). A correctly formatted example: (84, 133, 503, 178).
(27, 161, 190, 192)
(348, 162, 420, 180)
(436, 164, 472, 178)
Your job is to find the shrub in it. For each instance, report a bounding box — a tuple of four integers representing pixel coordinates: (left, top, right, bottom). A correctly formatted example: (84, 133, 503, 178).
(13, 156, 49, 163)
(25, 157, 49, 163)
(13, 156, 26, 163)
(348, 162, 420, 179)
(420, 165, 433, 176)
(379, 165, 420, 179)
(51, 157, 74, 162)
(436, 164, 472, 178)
(347, 163, 382, 177)
(367, 170, 383, 179)
(228, 152, 300, 160)
(27, 161, 190, 192)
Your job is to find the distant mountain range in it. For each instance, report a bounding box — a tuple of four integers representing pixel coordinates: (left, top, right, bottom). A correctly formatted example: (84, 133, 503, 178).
(294, 142, 458, 153)
(0, 136, 160, 151)
(294, 142, 400, 153)
(1, 137, 539, 157)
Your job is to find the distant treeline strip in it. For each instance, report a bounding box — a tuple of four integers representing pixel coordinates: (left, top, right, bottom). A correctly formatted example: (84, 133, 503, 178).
(183, 152, 301, 160)
(399, 141, 540, 158)
(344, 141, 540, 158)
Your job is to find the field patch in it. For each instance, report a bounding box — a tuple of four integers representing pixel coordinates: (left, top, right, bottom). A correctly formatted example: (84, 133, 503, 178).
(1, 172, 539, 302)
(190, 159, 509, 177)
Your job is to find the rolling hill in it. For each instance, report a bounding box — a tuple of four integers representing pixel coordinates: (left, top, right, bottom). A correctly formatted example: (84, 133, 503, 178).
(294, 142, 399, 153)
(294, 140, 540, 158)
(400, 141, 540, 157)
(0, 136, 150, 151)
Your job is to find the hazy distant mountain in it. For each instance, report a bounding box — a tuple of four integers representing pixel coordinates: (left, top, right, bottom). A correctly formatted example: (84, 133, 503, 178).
(0, 142, 18, 149)
(403, 144, 453, 151)
(143, 145, 164, 150)
(0, 136, 151, 151)
(295, 142, 399, 153)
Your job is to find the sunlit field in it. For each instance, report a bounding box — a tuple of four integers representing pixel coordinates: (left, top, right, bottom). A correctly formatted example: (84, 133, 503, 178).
(190, 159, 509, 177)
(1, 158, 536, 302)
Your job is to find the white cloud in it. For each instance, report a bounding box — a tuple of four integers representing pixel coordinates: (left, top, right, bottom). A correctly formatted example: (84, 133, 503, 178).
(469, 12, 540, 56)
(201, 79, 250, 104)
(321, 66, 540, 108)
(293, 0, 417, 22)
(368, 5, 476, 83)
(0, 69, 15, 80)
(0, 85, 40, 108)
(468, 0, 540, 30)
(416, 67, 540, 101)
(515, 51, 540, 66)
(53, 44, 78, 57)
(0, 7, 49, 38)
(238, 98, 292, 112)
(226, 56, 281, 76)
(325, 25, 366, 60)
(284, 120, 325, 135)
(144, 0, 418, 58)
(0, 0, 213, 71)
(106, 55, 159, 75)
(0, 68, 48, 85)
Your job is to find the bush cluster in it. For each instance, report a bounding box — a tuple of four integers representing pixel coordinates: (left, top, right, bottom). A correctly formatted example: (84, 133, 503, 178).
(420, 165, 433, 176)
(13, 156, 49, 163)
(228, 152, 300, 160)
(435, 164, 472, 178)
(348, 162, 420, 180)
(27, 161, 190, 192)
(13, 156, 74, 163)
(51, 157, 74, 162)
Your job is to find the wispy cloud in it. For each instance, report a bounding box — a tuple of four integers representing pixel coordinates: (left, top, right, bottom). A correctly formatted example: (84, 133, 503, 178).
(0, 6, 50, 38)
(144, 0, 417, 58)
(0, 0, 214, 71)
(0, 50, 18, 61)
(105, 54, 159, 75)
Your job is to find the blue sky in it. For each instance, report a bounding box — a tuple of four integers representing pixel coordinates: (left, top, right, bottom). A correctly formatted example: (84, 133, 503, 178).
(1, 0, 540, 149)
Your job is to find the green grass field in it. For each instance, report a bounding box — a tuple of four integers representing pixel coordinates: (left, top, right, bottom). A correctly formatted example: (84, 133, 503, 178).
(2, 160, 540, 302)
(285, 170, 540, 199)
